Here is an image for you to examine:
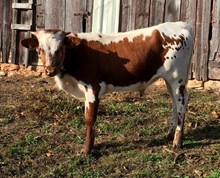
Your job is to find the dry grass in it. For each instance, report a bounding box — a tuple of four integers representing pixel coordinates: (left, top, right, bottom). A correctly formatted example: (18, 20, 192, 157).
(0, 75, 220, 177)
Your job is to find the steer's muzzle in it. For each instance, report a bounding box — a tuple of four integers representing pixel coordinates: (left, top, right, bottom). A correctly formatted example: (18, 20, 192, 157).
(45, 66, 57, 77)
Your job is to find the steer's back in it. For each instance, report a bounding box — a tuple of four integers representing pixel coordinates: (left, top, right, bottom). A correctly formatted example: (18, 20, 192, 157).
(70, 22, 193, 90)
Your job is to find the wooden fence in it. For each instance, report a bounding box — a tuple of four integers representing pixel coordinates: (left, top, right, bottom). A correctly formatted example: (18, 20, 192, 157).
(0, 0, 220, 81)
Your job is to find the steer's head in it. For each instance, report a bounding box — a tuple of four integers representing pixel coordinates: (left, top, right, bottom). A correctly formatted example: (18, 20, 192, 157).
(21, 30, 74, 77)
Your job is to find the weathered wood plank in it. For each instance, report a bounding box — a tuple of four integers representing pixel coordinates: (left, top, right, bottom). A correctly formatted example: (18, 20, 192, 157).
(11, 0, 19, 64)
(193, 0, 211, 81)
(210, 0, 220, 61)
(149, 0, 166, 26)
(208, 61, 220, 80)
(180, 0, 197, 29)
(65, 0, 86, 32)
(2, 0, 13, 63)
(180, 0, 197, 79)
(164, 0, 181, 22)
(36, 0, 45, 29)
(209, 0, 220, 80)
(12, 3, 32, 9)
(119, 0, 136, 32)
(0, 0, 3, 61)
(30, 0, 43, 65)
(45, 0, 65, 29)
(85, 0, 93, 32)
(18, 0, 34, 66)
(11, 24, 32, 30)
(134, 0, 150, 29)
(209, 61, 220, 69)
(11, 0, 34, 65)
(208, 69, 220, 80)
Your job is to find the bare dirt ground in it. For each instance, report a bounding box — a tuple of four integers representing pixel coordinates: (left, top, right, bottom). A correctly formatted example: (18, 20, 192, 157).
(0, 63, 220, 177)
(1, 63, 220, 93)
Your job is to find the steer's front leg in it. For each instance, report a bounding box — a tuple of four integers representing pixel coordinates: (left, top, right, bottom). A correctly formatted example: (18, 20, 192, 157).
(81, 100, 99, 154)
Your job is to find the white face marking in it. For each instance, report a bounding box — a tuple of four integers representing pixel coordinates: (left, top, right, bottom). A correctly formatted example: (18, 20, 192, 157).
(38, 31, 64, 54)
(37, 31, 64, 66)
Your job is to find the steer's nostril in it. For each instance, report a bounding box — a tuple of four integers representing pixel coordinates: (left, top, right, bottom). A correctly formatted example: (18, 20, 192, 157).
(45, 67, 56, 77)
(45, 68, 51, 75)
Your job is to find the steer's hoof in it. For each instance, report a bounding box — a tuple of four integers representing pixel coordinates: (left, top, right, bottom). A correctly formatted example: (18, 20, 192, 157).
(79, 147, 91, 155)
(173, 128, 183, 150)
(173, 136, 183, 150)
(173, 143, 182, 150)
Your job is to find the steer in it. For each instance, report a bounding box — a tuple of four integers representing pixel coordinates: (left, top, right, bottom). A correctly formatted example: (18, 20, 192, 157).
(21, 21, 194, 154)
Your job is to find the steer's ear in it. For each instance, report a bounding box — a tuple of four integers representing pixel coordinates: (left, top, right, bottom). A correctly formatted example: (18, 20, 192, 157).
(21, 38, 39, 49)
(64, 36, 82, 48)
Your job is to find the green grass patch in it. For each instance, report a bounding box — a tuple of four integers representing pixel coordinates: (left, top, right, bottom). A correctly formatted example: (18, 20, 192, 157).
(0, 76, 220, 177)
(208, 170, 220, 178)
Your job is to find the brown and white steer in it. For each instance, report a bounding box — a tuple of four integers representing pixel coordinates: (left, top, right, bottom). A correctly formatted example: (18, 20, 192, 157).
(21, 21, 194, 154)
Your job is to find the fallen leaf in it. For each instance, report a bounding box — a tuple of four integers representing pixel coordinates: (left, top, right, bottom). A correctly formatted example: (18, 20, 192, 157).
(193, 169, 203, 177)
(46, 150, 53, 157)
(211, 111, 218, 119)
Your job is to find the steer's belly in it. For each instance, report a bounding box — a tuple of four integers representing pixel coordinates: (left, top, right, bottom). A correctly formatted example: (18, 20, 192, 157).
(54, 72, 160, 101)
(99, 73, 160, 96)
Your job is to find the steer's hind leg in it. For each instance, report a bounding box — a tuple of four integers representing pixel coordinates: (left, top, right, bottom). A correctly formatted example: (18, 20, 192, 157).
(165, 80, 178, 141)
(166, 79, 189, 149)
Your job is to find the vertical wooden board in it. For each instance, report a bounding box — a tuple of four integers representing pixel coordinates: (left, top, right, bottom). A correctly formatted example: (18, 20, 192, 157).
(11, 0, 18, 64)
(31, 0, 45, 65)
(134, 0, 150, 29)
(193, 0, 203, 80)
(2, 0, 13, 63)
(18, 0, 33, 66)
(210, 0, 220, 61)
(36, 0, 45, 29)
(180, 0, 197, 29)
(149, 0, 166, 26)
(45, 0, 65, 29)
(0, 0, 3, 57)
(180, 0, 197, 79)
(119, 0, 135, 32)
(65, 0, 84, 32)
(200, 0, 212, 81)
(193, 0, 211, 81)
(208, 0, 220, 80)
(164, 0, 181, 22)
(85, 0, 93, 32)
